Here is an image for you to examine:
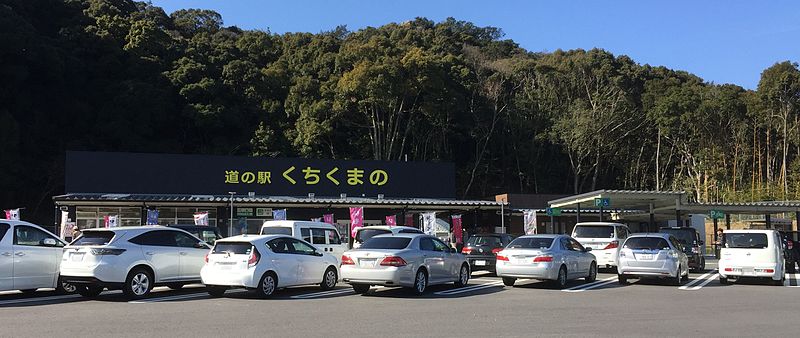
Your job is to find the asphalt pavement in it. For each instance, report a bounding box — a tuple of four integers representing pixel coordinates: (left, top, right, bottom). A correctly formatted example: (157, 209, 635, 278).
(0, 258, 797, 337)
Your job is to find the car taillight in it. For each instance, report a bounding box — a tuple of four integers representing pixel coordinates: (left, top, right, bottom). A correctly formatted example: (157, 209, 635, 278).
(204, 253, 209, 263)
(533, 255, 553, 263)
(461, 247, 473, 254)
(765, 269, 775, 273)
(380, 256, 407, 267)
(603, 241, 619, 250)
(496, 255, 509, 261)
(724, 268, 733, 272)
(788, 242, 794, 250)
(341, 255, 355, 265)
(491, 248, 503, 255)
(248, 249, 260, 268)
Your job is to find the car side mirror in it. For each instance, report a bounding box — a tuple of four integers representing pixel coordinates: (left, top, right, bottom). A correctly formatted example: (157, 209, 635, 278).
(194, 242, 208, 249)
(450, 248, 457, 254)
(584, 247, 592, 252)
(41, 238, 58, 247)
(314, 251, 324, 257)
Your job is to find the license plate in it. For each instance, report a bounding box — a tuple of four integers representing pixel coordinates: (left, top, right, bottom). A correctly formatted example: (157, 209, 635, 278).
(743, 267, 755, 275)
(514, 258, 529, 264)
(360, 259, 377, 268)
(639, 254, 653, 260)
(70, 253, 85, 262)
(474, 260, 486, 266)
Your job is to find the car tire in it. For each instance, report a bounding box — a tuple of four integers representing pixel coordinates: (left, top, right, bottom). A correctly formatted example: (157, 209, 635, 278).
(56, 276, 76, 294)
(585, 262, 597, 282)
(320, 267, 338, 290)
(123, 268, 154, 299)
(207, 286, 227, 297)
(254, 272, 277, 299)
(411, 269, 428, 295)
(773, 276, 785, 286)
(454, 264, 470, 288)
(502, 277, 516, 287)
(719, 276, 729, 285)
(352, 284, 370, 294)
(671, 266, 682, 286)
(77, 285, 104, 298)
(618, 274, 628, 285)
(699, 257, 706, 271)
(167, 283, 185, 290)
(552, 266, 568, 289)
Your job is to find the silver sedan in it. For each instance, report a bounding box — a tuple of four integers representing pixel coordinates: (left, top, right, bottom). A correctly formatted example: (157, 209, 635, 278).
(496, 234, 598, 289)
(340, 233, 470, 295)
(617, 233, 689, 285)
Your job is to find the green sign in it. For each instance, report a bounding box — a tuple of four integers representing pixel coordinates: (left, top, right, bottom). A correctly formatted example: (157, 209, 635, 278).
(236, 208, 254, 217)
(594, 198, 610, 208)
(255, 208, 271, 217)
(710, 210, 725, 220)
(546, 207, 562, 216)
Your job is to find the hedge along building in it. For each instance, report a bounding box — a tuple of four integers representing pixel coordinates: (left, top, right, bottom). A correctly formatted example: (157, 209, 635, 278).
(52, 151, 504, 241)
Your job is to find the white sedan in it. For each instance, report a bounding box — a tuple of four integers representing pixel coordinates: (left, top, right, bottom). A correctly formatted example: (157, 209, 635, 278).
(496, 234, 597, 289)
(201, 235, 340, 298)
(0, 220, 74, 294)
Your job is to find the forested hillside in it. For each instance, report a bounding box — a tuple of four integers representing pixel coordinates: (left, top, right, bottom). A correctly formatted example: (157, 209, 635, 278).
(2, 0, 799, 224)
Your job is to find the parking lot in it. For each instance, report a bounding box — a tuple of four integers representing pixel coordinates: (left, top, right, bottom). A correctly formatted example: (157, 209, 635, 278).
(0, 258, 796, 337)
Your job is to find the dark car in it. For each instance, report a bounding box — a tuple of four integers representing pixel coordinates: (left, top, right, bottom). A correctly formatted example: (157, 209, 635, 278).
(167, 225, 223, 245)
(462, 233, 514, 274)
(779, 231, 799, 273)
(659, 227, 705, 271)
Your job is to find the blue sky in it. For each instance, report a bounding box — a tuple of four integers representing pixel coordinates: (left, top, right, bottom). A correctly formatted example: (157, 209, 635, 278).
(150, 0, 800, 90)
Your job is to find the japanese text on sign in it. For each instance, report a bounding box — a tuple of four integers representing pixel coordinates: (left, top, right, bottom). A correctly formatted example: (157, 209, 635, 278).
(225, 167, 389, 187)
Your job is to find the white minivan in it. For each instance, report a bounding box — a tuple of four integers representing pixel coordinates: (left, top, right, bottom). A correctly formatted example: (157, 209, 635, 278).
(0, 220, 74, 294)
(260, 221, 346, 262)
(571, 222, 630, 269)
(719, 229, 785, 285)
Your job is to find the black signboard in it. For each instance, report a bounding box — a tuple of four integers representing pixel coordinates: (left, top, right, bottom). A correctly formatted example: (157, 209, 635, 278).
(65, 151, 455, 199)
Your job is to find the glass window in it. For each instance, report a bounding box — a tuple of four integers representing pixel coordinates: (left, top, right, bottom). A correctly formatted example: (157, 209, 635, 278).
(0, 223, 9, 242)
(360, 237, 412, 250)
(466, 235, 502, 247)
(560, 238, 573, 251)
(71, 231, 115, 246)
(420, 238, 435, 251)
(569, 239, 585, 251)
(260, 226, 292, 235)
(174, 232, 201, 248)
(660, 229, 696, 245)
(355, 228, 391, 244)
(432, 238, 450, 252)
(14, 225, 62, 247)
(199, 230, 220, 244)
(311, 228, 327, 245)
(129, 230, 176, 247)
(623, 237, 670, 250)
(267, 238, 292, 253)
(213, 242, 252, 255)
(507, 237, 554, 249)
(290, 239, 316, 255)
(615, 227, 628, 239)
(725, 233, 769, 249)
(300, 228, 311, 242)
(399, 229, 422, 234)
(573, 226, 615, 239)
(326, 229, 341, 245)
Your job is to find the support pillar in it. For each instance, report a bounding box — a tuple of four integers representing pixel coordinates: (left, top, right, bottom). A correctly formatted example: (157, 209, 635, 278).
(766, 213, 772, 229)
(795, 211, 799, 232)
(599, 206, 604, 222)
(648, 203, 655, 232)
(676, 209, 682, 228)
(576, 203, 581, 223)
(725, 213, 731, 230)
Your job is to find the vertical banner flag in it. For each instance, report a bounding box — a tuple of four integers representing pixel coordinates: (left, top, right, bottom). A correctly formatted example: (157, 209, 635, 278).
(452, 214, 463, 244)
(311, 217, 322, 222)
(104, 215, 118, 228)
(60, 211, 70, 239)
(146, 209, 159, 225)
(4, 208, 20, 220)
(524, 210, 538, 235)
(404, 213, 414, 227)
(421, 212, 437, 236)
(385, 215, 397, 226)
(349, 207, 364, 237)
(272, 209, 287, 220)
(194, 211, 209, 225)
(323, 213, 334, 225)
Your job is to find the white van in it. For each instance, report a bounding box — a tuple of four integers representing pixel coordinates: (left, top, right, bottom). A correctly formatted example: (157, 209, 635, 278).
(719, 229, 785, 285)
(571, 222, 630, 269)
(260, 221, 346, 262)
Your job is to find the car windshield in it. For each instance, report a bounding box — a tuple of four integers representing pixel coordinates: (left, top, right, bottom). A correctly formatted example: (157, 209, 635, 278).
(623, 237, 670, 250)
(507, 237, 553, 249)
(466, 235, 502, 247)
(260, 227, 292, 235)
(359, 237, 411, 250)
(356, 229, 391, 243)
(573, 226, 615, 238)
(71, 231, 115, 246)
(213, 242, 253, 255)
(660, 229, 695, 245)
(725, 233, 768, 249)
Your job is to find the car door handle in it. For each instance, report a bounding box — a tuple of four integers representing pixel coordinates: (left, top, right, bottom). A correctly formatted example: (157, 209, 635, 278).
(1, 252, 11, 257)
(145, 252, 154, 256)
(14, 252, 25, 257)
(179, 252, 187, 256)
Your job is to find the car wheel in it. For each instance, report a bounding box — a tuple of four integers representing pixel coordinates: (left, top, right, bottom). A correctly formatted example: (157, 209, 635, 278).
(671, 266, 682, 286)
(552, 266, 568, 289)
(719, 276, 729, 285)
(352, 284, 370, 294)
(320, 267, 338, 290)
(123, 268, 153, 299)
(206, 286, 227, 297)
(618, 274, 628, 285)
(254, 272, 277, 298)
(167, 283, 185, 290)
(585, 262, 597, 282)
(502, 277, 516, 287)
(699, 257, 706, 271)
(682, 266, 690, 282)
(454, 264, 470, 288)
(77, 285, 104, 298)
(56, 276, 76, 294)
(411, 269, 428, 295)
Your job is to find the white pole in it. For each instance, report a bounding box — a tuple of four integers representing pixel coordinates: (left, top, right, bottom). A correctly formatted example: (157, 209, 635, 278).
(501, 203, 505, 234)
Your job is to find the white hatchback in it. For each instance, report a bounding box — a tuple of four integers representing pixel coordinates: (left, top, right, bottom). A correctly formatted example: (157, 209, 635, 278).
(201, 235, 340, 298)
(60, 226, 210, 299)
(719, 230, 785, 285)
(0, 220, 74, 294)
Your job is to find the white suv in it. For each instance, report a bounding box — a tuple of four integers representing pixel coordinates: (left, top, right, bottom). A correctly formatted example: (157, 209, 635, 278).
(60, 226, 210, 299)
(571, 222, 630, 269)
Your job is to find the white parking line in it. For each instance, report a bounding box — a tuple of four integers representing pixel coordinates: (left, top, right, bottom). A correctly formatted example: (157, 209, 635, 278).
(290, 289, 354, 299)
(561, 277, 617, 293)
(679, 269, 718, 290)
(680, 272, 719, 291)
(434, 281, 504, 296)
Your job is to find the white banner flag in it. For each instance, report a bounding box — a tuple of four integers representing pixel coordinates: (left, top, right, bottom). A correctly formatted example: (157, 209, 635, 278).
(194, 211, 209, 226)
(523, 210, 538, 235)
(421, 212, 437, 236)
(108, 215, 119, 228)
(4, 208, 20, 220)
(60, 211, 70, 238)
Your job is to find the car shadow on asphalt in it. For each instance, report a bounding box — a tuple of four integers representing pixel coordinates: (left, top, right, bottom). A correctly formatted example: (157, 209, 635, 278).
(356, 282, 505, 299)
